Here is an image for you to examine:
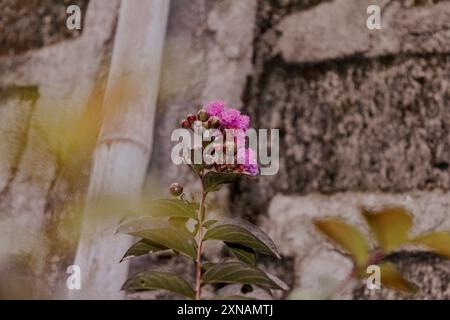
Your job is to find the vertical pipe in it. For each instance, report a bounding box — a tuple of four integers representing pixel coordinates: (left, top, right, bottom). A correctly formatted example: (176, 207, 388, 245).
(71, 0, 170, 299)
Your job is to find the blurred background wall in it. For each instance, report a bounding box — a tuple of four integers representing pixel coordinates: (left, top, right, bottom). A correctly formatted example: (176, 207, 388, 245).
(0, 0, 449, 299)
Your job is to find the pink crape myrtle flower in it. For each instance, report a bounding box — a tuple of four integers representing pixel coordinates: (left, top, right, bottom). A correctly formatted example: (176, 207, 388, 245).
(206, 100, 225, 117)
(200, 100, 258, 176)
(205, 100, 250, 131)
(221, 109, 250, 131)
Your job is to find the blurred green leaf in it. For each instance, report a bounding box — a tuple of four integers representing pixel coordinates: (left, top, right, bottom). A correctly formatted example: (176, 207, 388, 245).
(188, 202, 200, 211)
(410, 231, 450, 258)
(201, 262, 216, 272)
(203, 220, 218, 229)
(122, 271, 195, 299)
(116, 216, 170, 234)
(121, 239, 167, 262)
(169, 217, 190, 233)
(225, 242, 256, 266)
(132, 228, 197, 259)
(362, 207, 412, 253)
(314, 218, 370, 267)
(142, 199, 198, 220)
(203, 172, 249, 193)
(204, 219, 280, 258)
(377, 263, 418, 294)
(202, 261, 285, 290)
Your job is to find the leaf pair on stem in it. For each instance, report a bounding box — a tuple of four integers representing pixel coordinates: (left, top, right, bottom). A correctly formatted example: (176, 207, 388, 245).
(314, 207, 450, 295)
(117, 171, 288, 299)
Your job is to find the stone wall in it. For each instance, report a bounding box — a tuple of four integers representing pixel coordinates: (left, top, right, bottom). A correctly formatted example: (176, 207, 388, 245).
(148, 0, 450, 299)
(234, 0, 450, 299)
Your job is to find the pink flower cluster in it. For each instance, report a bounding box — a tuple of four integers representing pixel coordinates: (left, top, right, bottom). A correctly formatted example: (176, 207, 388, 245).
(205, 101, 258, 176)
(206, 101, 250, 131)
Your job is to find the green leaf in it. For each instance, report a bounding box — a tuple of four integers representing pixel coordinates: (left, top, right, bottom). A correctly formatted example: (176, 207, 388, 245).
(122, 271, 195, 299)
(225, 242, 256, 266)
(203, 172, 249, 193)
(116, 216, 170, 234)
(201, 262, 216, 272)
(376, 263, 417, 294)
(132, 228, 197, 259)
(121, 239, 167, 262)
(314, 218, 370, 267)
(362, 207, 413, 253)
(409, 231, 450, 258)
(202, 261, 284, 290)
(169, 217, 190, 233)
(203, 220, 218, 229)
(142, 199, 198, 220)
(188, 202, 200, 211)
(204, 219, 280, 258)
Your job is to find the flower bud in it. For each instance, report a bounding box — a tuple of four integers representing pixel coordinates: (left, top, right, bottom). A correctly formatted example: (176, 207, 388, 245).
(169, 182, 183, 196)
(197, 109, 209, 122)
(187, 114, 197, 123)
(208, 116, 221, 129)
(181, 119, 191, 129)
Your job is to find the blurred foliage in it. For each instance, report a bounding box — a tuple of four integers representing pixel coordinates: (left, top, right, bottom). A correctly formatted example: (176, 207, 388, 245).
(313, 206, 450, 297)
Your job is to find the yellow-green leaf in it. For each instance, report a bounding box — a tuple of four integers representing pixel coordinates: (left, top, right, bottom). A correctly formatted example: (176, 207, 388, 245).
(410, 231, 450, 258)
(120, 239, 167, 262)
(132, 228, 197, 259)
(314, 218, 370, 267)
(122, 271, 195, 299)
(141, 199, 198, 220)
(204, 219, 280, 258)
(225, 242, 257, 266)
(201, 261, 285, 290)
(377, 263, 417, 294)
(362, 207, 412, 253)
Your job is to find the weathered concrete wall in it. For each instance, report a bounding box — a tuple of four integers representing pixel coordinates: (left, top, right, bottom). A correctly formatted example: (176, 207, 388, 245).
(0, 0, 120, 297)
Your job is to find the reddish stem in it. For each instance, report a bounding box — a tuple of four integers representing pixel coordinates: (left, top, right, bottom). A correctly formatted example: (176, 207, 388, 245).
(194, 179, 206, 300)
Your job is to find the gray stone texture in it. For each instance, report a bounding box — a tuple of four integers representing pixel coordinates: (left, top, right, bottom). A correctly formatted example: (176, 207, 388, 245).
(0, 0, 90, 56)
(232, 0, 450, 299)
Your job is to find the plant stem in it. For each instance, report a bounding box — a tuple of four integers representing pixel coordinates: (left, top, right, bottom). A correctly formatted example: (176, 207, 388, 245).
(195, 179, 207, 300)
